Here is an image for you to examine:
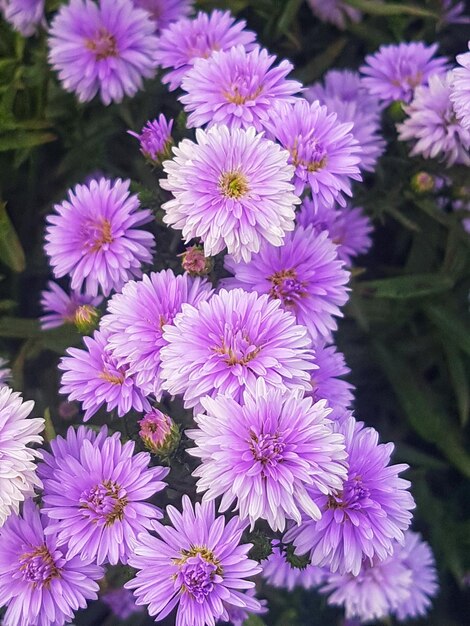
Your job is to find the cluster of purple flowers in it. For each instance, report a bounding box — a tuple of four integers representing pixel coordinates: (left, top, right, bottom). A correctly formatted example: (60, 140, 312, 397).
(6, 1, 470, 624)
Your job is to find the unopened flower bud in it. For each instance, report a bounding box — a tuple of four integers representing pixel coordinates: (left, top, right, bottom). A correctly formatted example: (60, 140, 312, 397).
(138, 409, 180, 457)
(74, 304, 100, 334)
(180, 245, 213, 276)
(128, 114, 174, 166)
(411, 172, 435, 194)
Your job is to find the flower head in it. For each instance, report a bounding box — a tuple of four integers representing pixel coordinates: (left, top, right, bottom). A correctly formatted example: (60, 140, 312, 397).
(285, 415, 415, 576)
(41, 427, 168, 565)
(128, 114, 174, 164)
(307, 69, 381, 116)
(161, 125, 299, 262)
(133, 0, 192, 30)
(59, 329, 150, 421)
(0, 499, 103, 626)
(126, 496, 262, 626)
(45, 178, 154, 297)
(180, 245, 213, 276)
(224, 225, 350, 342)
(267, 99, 361, 204)
(262, 541, 327, 591)
(139, 408, 180, 456)
(187, 380, 347, 531)
(155, 10, 256, 91)
(297, 198, 373, 264)
(40, 281, 102, 330)
(398, 72, 470, 166)
(180, 45, 301, 131)
(161, 288, 315, 410)
(306, 0, 361, 29)
(100, 269, 213, 398)
(450, 41, 470, 130)
(48, 0, 159, 105)
(0, 387, 43, 527)
(1, 0, 44, 36)
(360, 42, 448, 105)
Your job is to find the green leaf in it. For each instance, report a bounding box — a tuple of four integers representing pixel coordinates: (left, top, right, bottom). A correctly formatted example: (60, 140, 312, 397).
(0, 130, 56, 151)
(244, 616, 267, 626)
(276, 0, 303, 35)
(0, 202, 25, 272)
(343, 0, 438, 18)
(356, 273, 454, 299)
(374, 341, 470, 479)
(0, 317, 81, 353)
(43, 407, 56, 443)
(425, 304, 470, 358)
(444, 343, 469, 427)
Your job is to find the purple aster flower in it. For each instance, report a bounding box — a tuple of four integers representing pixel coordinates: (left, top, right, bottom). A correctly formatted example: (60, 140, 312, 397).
(309, 342, 354, 420)
(0, 387, 43, 526)
(297, 198, 373, 264)
(133, 0, 192, 30)
(395, 531, 438, 620)
(58, 329, 150, 421)
(187, 379, 347, 531)
(41, 427, 168, 565)
(1, 0, 44, 36)
(285, 415, 415, 577)
(224, 225, 350, 342)
(306, 0, 361, 29)
(128, 114, 174, 164)
(45, 178, 155, 297)
(40, 281, 102, 330)
(450, 41, 470, 130)
(262, 541, 327, 591)
(0, 358, 11, 387)
(360, 42, 449, 105)
(220, 587, 267, 626)
(306, 69, 381, 117)
(100, 269, 213, 399)
(160, 288, 315, 410)
(398, 73, 470, 166)
(321, 551, 412, 622)
(438, 0, 470, 27)
(180, 45, 301, 131)
(0, 499, 103, 626)
(267, 99, 362, 204)
(102, 587, 144, 619)
(156, 10, 256, 91)
(126, 496, 262, 626)
(161, 125, 299, 263)
(48, 0, 159, 105)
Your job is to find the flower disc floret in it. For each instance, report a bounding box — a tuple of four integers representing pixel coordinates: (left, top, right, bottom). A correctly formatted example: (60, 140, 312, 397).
(180, 45, 301, 131)
(160, 288, 315, 411)
(161, 125, 299, 262)
(45, 177, 154, 297)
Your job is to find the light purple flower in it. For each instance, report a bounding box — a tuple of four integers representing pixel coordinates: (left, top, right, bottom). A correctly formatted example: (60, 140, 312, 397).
(306, 69, 381, 117)
(41, 427, 168, 565)
(100, 269, 213, 399)
(161, 125, 299, 263)
(155, 10, 256, 91)
(398, 72, 470, 166)
(102, 587, 143, 619)
(180, 45, 301, 131)
(59, 329, 150, 421)
(40, 281, 102, 330)
(309, 342, 355, 420)
(133, 0, 192, 30)
(126, 496, 262, 626)
(450, 41, 470, 130)
(187, 379, 347, 531)
(0, 499, 103, 626)
(297, 198, 373, 264)
(285, 415, 415, 577)
(360, 42, 449, 105)
(48, 0, 159, 105)
(224, 225, 350, 342)
(306, 0, 361, 29)
(322, 551, 412, 622)
(395, 531, 438, 620)
(267, 99, 362, 204)
(0, 387, 43, 527)
(262, 541, 327, 591)
(45, 178, 155, 297)
(128, 114, 174, 164)
(161, 288, 315, 411)
(1, 0, 44, 36)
